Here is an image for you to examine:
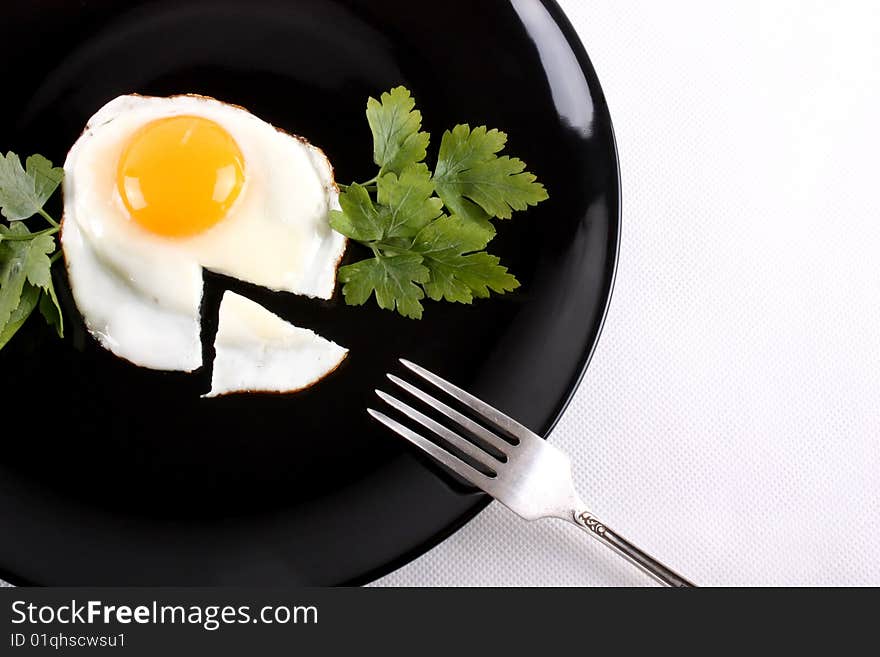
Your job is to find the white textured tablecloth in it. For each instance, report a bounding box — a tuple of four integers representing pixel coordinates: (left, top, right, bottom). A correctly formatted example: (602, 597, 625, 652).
(375, 0, 880, 586)
(4, 1, 879, 589)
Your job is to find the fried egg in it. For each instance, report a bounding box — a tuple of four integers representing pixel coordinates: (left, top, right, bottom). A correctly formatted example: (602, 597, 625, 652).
(62, 94, 346, 371)
(205, 292, 347, 397)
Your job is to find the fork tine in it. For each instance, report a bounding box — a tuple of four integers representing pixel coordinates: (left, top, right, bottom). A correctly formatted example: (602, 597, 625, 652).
(387, 374, 512, 455)
(367, 409, 493, 488)
(399, 359, 537, 443)
(375, 390, 500, 471)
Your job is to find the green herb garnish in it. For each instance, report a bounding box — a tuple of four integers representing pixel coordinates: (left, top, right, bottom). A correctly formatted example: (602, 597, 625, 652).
(0, 87, 547, 352)
(332, 86, 548, 319)
(0, 152, 65, 350)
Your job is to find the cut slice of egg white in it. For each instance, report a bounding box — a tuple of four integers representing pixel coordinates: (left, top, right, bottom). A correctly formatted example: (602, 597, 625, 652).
(204, 292, 347, 397)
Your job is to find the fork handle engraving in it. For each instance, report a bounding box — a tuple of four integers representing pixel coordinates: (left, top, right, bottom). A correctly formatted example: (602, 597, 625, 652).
(574, 511, 696, 587)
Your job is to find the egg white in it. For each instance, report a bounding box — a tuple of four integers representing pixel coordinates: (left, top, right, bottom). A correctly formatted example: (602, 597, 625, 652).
(205, 291, 348, 397)
(62, 216, 204, 371)
(62, 94, 347, 371)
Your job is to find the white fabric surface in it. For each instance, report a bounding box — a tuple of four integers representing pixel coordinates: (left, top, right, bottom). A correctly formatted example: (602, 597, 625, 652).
(375, 0, 880, 586)
(4, 1, 878, 589)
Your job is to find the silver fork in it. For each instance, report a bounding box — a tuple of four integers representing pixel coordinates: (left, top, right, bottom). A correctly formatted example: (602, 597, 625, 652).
(369, 359, 696, 587)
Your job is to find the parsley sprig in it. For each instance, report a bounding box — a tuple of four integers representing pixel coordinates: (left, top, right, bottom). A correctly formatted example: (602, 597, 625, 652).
(0, 152, 65, 350)
(332, 87, 548, 319)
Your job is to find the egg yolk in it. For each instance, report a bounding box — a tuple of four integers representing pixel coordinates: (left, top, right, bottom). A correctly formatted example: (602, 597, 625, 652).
(117, 115, 245, 237)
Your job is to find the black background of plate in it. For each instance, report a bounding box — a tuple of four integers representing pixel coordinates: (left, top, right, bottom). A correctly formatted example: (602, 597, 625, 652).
(0, 0, 619, 585)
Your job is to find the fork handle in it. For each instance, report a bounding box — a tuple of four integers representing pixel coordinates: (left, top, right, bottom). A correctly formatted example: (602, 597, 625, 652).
(573, 510, 696, 587)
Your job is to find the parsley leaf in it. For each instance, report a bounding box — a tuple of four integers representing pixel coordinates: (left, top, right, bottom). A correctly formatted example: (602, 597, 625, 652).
(433, 125, 548, 222)
(412, 213, 492, 253)
(338, 253, 430, 320)
(414, 215, 519, 303)
(39, 276, 64, 338)
(0, 153, 65, 350)
(421, 251, 519, 304)
(366, 87, 430, 175)
(0, 223, 55, 330)
(330, 183, 389, 242)
(0, 152, 64, 222)
(0, 283, 40, 350)
(332, 164, 442, 245)
(376, 163, 443, 238)
(0, 223, 56, 289)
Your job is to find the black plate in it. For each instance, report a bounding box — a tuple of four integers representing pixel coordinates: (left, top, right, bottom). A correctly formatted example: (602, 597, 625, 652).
(0, 0, 619, 585)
